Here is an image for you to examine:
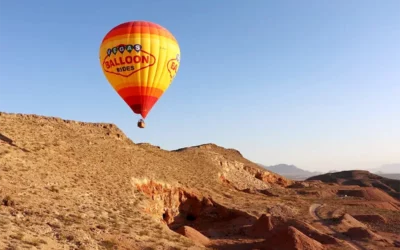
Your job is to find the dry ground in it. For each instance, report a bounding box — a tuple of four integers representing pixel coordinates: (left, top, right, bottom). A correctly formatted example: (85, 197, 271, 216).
(1, 111, 399, 250)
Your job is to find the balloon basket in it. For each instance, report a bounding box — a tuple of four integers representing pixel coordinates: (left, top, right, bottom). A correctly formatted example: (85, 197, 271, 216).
(137, 119, 146, 129)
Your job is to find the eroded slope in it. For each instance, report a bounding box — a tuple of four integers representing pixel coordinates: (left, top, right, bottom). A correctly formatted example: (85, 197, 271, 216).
(2, 112, 399, 250)
(0, 112, 290, 249)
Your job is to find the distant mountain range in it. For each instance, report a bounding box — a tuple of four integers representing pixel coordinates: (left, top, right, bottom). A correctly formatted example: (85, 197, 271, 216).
(259, 163, 400, 181)
(376, 173, 400, 180)
(259, 164, 322, 180)
(369, 163, 400, 174)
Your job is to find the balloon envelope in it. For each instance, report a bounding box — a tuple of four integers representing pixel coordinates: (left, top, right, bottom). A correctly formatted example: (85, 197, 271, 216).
(99, 21, 181, 119)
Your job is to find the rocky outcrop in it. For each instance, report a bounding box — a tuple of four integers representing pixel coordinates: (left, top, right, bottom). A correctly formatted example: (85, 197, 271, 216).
(352, 214, 388, 224)
(256, 171, 288, 186)
(336, 214, 368, 230)
(176, 226, 210, 246)
(243, 165, 293, 187)
(287, 219, 339, 245)
(257, 226, 326, 250)
(217, 158, 271, 190)
(132, 178, 257, 241)
(246, 214, 339, 245)
(175, 142, 292, 189)
(344, 227, 384, 241)
(246, 214, 282, 238)
(132, 178, 207, 225)
(268, 204, 299, 218)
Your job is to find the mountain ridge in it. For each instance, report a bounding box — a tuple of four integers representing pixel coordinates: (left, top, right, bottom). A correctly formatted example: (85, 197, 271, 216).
(1, 110, 399, 250)
(306, 170, 400, 200)
(369, 163, 400, 174)
(0, 110, 294, 249)
(259, 163, 322, 180)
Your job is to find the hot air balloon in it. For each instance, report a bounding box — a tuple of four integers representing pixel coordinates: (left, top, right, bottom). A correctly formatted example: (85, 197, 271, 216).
(99, 21, 181, 128)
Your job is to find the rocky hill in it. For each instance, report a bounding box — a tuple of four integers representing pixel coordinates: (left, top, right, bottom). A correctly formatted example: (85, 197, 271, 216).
(1, 111, 399, 250)
(306, 170, 400, 200)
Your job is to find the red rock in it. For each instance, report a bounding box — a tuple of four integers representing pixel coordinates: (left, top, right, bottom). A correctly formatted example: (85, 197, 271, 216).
(248, 214, 275, 238)
(344, 227, 384, 241)
(258, 226, 325, 250)
(353, 214, 387, 224)
(175, 226, 210, 246)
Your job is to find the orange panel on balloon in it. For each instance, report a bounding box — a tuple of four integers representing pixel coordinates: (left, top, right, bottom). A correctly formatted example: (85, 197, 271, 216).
(99, 21, 181, 119)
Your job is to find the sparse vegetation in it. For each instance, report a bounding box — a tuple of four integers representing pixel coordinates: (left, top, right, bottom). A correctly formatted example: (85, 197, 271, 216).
(2, 195, 15, 207)
(0, 112, 398, 250)
(96, 224, 106, 230)
(46, 185, 60, 193)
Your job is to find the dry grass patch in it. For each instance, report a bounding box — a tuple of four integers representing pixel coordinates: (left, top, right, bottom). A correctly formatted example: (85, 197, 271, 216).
(4, 112, 396, 250)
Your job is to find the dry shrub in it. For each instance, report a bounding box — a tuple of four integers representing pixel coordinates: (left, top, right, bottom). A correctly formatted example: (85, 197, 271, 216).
(2, 195, 15, 207)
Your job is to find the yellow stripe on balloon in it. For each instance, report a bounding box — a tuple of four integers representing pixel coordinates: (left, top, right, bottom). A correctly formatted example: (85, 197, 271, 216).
(99, 21, 181, 119)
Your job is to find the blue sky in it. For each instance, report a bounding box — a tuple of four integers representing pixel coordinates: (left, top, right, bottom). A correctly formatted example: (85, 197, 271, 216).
(1, 1, 399, 171)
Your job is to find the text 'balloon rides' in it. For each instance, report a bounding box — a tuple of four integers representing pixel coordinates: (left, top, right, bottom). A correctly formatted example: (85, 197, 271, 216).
(99, 21, 181, 128)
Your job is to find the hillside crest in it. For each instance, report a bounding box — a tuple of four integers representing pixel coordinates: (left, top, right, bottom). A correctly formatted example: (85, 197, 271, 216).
(2, 111, 399, 250)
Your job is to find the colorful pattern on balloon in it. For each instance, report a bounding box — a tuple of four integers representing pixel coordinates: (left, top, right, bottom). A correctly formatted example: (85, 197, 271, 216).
(99, 21, 181, 119)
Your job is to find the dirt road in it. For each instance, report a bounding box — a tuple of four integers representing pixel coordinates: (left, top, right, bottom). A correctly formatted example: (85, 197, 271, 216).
(309, 203, 361, 250)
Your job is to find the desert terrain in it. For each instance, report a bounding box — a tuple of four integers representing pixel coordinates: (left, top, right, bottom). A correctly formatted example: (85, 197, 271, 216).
(1, 111, 399, 250)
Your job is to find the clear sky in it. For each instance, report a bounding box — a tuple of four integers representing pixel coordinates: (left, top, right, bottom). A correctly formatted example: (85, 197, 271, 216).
(1, 1, 399, 172)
